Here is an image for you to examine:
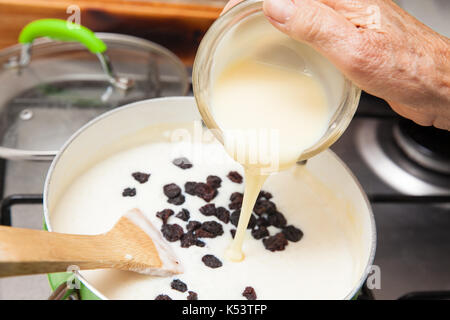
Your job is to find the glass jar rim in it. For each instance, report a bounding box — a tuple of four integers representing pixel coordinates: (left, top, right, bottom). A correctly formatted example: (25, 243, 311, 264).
(192, 0, 361, 161)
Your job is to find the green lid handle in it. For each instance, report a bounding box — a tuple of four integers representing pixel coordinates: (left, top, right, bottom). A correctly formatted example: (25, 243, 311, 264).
(18, 19, 107, 54)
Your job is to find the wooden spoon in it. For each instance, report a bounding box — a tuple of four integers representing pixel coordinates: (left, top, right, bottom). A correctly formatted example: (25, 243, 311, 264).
(0, 209, 182, 277)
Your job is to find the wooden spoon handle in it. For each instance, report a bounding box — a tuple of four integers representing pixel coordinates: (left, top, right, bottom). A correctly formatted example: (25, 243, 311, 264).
(0, 225, 124, 277)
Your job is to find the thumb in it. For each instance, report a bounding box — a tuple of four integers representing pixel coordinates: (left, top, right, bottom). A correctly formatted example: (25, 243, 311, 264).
(263, 0, 359, 66)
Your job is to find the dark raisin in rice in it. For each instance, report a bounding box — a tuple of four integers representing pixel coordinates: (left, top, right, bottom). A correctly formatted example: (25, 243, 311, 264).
(199, 203, 216, 216)
(186, 220, 202, 232)
(156, 209, 174, 225)
(171, 279, 188, 292)
(131, 172, 150, 184)
(253, 200, 276, 215)
(255, 217, 270, 227)
(228, 201, 242, 210)
(168, 194, 185, 206)
(184, 182, 197, 195)
(202, 254, 222, 268)
(242, 286, 257, 300)
(155, 294, 172, 300)
(163, 183, 181, 198)
(173, 157, 193, 169)
(282, 225, 304, 242)
(206, 175, 222, 189)
(180, 231, 198, 248)
(215, 207, 230, 224)
(195, 221, 223, 238)
(122, 188, 136, 197)
(263, 232, 288, 252)
(195, 228, 213, 238)
(161, 224, 184, 242)
(258, 191, 273, 200)
(176, 209, 190, 221)
(194, 183, 217, 202)
(251, 226, 269, 240)
(229, 192, 243, 210)
(230, 229, 236, 238)
(201, 221, 223, 236)
(267, 211, 287, 228)
(230, 192, 243, 203)
(187, 291, 198, 300)
(227, 171, 243, 183)
(230, 211, 256, 229)
(196, 239, 205, 247)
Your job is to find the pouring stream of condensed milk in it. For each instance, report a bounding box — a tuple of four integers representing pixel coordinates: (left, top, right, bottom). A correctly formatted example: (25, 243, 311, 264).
(208, 26, 333, 261)
(213, 59, 331, 261)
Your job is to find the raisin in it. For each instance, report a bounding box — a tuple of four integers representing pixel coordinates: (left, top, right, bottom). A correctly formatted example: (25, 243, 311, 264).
(168, 194, 185, 206)
(282, 225, 304, 242)
(184, 182, 197, 195)
(230, 192, 244, 203)
(251, 226, 269, 240)
(196, 240, 205, 247)
(230, 229, 236, 238)
(227, 171, 243, 183)
(195, 221, 223, 238)
(267, 211, 287, 228)
(215, 207, 230, 224)
(230, 211, 256, 229)
(199, 203, 216, 216)
(194, 183, 217, 202)
(242, 286, 257, 300)
(161, 224, 184, 242)
(195, 228, 213, 238)
(229, 192, 243, 210)
(253, 200, 277, 215)
(228, 201, 242, 210)
(206, 175, 222, 189)
(248, 215, 258, 229)
(186, 220, 202, 232)
(255, 217, 270, 227)
(155, 294, 172, 300)
(122, 188, 136, 197)
(173, 157, 193, 169)
(163, 183, 181, 198)
(180, 231, 198, 248)
(263, 233, 288, 252)
(131, 172, 150, 184)
(176, 209, 190, 221)
(187, 291, 198, 300)
(202, 254, 222, 268)
(258, 191, 273, 200)
(156, 209, 174, 225)
(171, 279, 187, 292)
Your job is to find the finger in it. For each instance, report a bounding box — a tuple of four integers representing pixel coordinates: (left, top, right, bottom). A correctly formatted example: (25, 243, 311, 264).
(221, 0, 245, 15)
(263, 0, 361, 67)
(388, 101, 435, 127)
(433, 117, 450, 131)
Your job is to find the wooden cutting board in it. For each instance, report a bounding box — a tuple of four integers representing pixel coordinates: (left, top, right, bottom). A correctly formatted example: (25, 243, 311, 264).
(0, 0, 226, 65)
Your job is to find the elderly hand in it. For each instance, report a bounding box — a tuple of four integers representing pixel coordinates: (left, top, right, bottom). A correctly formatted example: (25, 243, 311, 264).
(222, 0, 450, 130)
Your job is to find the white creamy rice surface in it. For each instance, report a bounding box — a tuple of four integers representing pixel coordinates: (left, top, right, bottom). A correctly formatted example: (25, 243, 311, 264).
(50, 139, 362, 300)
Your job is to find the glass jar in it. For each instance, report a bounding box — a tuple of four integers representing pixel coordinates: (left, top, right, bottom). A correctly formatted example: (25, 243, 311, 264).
(192, 0, 361, 162)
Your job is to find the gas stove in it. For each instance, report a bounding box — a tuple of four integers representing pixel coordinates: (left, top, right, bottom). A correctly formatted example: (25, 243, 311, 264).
(0, 91, 448, 300)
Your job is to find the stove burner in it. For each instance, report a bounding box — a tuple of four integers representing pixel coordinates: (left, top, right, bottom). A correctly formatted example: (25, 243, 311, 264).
(393, 119, 450, 175)
(356, 119, 450, 195)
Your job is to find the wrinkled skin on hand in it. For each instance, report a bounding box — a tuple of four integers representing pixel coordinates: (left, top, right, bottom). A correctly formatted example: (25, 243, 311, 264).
(222, 0, 450, 130)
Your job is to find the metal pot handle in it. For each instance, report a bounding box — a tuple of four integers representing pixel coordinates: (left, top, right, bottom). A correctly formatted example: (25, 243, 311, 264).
(13, 19, 133, 90)
(0, 147, 57, 161)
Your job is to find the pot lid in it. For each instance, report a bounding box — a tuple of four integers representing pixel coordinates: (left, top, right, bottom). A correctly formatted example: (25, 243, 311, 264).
(0, 20, 189, 160)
